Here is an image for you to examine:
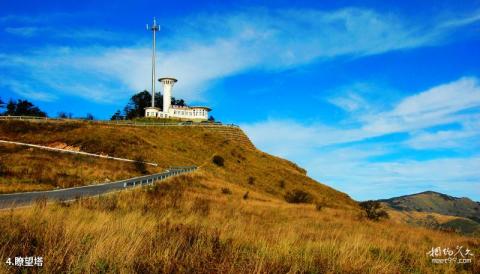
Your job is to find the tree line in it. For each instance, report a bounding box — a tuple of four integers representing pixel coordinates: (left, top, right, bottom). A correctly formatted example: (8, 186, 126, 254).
(111, 90, 186, 120)
(0, 97, 47, 117)
(0, 97, 95, 120)
(1, 90, 214, 121)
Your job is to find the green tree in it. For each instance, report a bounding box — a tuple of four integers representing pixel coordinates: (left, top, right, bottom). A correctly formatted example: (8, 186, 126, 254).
(123, 90, 156, 120)
(110, 110, 123, 120)
(85, 113, 94, 120)
(172, 98, 185, 106)
(284, 189, 313, 204)
(4, 99, 47, 117)
(121, 90, 187, 120)
(359, 200, 389, 221)
(6, 100, 16, 115)
(212, 155, 225, 167)
(57, 112, 68, 118)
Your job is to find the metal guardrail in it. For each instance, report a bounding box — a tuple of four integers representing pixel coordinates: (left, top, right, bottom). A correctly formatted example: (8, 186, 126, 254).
(0, 166, 198, 209)
(0, 116, 239, 128)
(122, 166, 197, 188)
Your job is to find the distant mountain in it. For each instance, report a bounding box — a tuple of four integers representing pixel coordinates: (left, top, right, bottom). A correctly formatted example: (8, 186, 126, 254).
(379, 191, 480, 223)
(379, 191, 480, 235)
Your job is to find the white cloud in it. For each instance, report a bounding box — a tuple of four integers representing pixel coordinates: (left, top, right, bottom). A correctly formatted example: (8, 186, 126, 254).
(4, 25, 127, 41)
(1, 7, 479, 103)
(328, 92, 367, 112)
(326, 82, 382, 113)
(305, 151, 480, 200)
(406, 117, 480, 150)
(438, 9, 480, 28)
(4, 27, 39, 37)
(246, 77, 480, 153)
(362, 77, 480, 134)
(243, 119, 370, 159)
(0, 79, 57, 102)
(244, 77, 480, 200)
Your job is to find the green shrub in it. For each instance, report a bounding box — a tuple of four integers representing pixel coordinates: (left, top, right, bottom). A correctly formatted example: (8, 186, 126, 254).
(212, 155, 224, 167)
(278, 180, 285, 188)
(221, 187, 232, 195)
(359, 200, 389, 221)
(247, 176, 255, 185)
(284, 189, 313, 204)
(243, 191, 249, 200)
(134, 157, 148, 174)
(0, 162, 8, 176)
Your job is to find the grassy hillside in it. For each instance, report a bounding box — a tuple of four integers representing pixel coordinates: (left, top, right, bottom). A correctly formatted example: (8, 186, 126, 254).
(0, 143, 161, 193)
(1, 172, 479, 273)
(387, 208, 480, 236)
(380, 191, 480, 221)
(0, 120, 353, 207)
(0, 120, 479, 273)
(380, 191, 480, 236)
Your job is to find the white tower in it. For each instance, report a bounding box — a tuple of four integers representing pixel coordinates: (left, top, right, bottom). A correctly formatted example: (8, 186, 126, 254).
(159, 77, 177, 115)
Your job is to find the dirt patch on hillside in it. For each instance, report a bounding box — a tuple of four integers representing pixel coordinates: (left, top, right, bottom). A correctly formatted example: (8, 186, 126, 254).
(48, 142, 81, 152)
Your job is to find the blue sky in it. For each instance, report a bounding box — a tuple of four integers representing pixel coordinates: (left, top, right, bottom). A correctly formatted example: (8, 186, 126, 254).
(1, 0, 479, 201)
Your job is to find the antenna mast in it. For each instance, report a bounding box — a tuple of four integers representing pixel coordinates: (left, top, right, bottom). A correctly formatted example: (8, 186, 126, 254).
(147, 18, 160, 108)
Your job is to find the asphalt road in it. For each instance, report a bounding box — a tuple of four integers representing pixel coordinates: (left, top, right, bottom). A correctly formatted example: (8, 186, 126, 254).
(0, 166, 197, 209)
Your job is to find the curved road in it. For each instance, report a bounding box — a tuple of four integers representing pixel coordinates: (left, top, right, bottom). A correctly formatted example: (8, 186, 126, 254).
(0, 166, 197, 209)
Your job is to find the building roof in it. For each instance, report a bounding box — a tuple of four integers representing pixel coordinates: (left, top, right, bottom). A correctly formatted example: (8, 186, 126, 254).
(144, 107, 160, 111)
(158, 77, 178, 83)
(171, 105, 212, 111)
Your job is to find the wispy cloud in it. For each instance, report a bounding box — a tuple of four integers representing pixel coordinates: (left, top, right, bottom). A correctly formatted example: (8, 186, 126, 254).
(3, 25, 126, 41)
(4, 26, 39, 37)
(406, 118, 480, 150)
(1, 7, 479, 103)
(0, 78, 58, 102)
(362, 77, 480, 134)
(438, 9, 480, 28)
(305, 150, 480, 200)
(243, 77, 480, 200)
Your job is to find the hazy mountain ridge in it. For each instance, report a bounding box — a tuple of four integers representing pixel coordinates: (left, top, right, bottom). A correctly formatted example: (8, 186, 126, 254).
(379, 191, 480, 235)
(379, 191, 480, 220)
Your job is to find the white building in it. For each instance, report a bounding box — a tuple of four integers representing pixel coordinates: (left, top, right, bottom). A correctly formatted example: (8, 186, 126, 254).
(144, 77, 211, 121)
(144, 19, 211, 121)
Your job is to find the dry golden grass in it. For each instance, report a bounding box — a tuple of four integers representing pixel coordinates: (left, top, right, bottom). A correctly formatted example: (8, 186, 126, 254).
(0, 120, 478, 273)
(0, 143, 160, 193)
(388, 207, 461, 225)
(0, 172, 478, 273)
(0, 120, 354, 209)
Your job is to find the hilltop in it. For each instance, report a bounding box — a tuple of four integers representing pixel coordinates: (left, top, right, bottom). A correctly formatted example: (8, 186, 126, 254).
(0, 119, 354, 207)
(380, 191, 480, 235)
(0, 119, 479, 273)
(380, 191, 480, 221)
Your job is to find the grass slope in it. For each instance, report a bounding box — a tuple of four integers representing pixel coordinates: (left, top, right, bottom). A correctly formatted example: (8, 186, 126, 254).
(380, 191, 480, 235)
(380, 191, 480, 221)
(0, 120, 354, 208)
(0, 172, 479, 273)
(0, 120, 479, 273)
